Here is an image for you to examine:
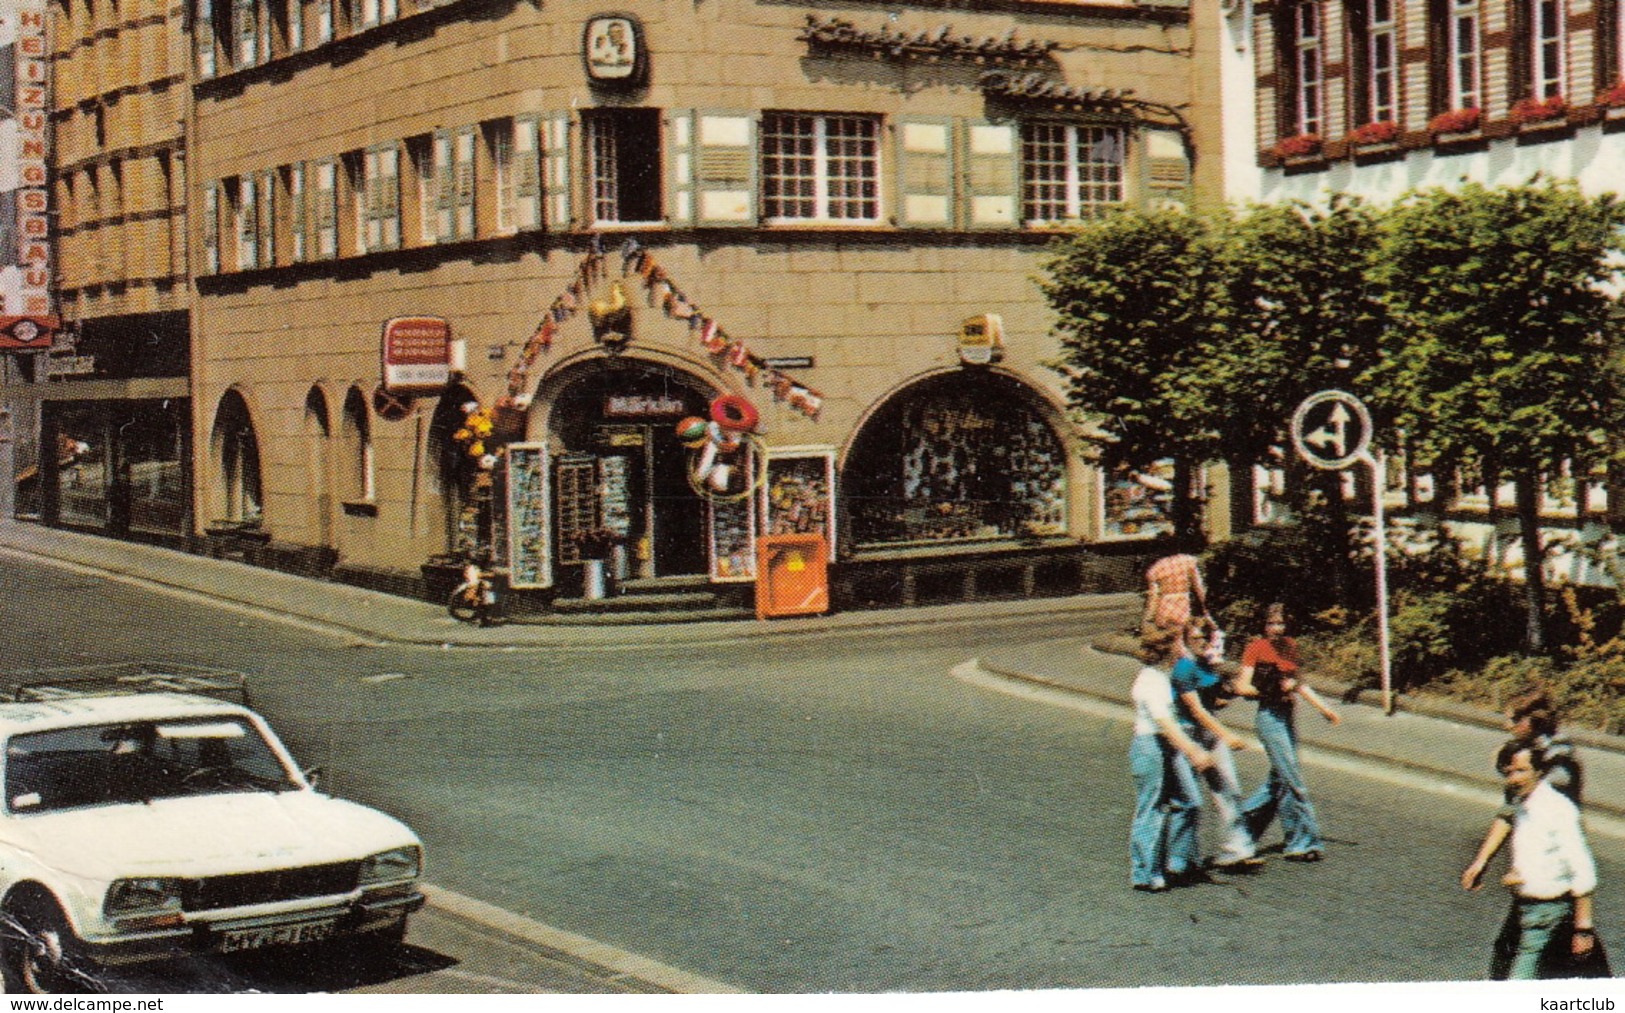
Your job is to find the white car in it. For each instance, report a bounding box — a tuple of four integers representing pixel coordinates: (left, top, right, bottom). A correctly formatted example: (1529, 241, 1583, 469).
(0, 666, 424, 993)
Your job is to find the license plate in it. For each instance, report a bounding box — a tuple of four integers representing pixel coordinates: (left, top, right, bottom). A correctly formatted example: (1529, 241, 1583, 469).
(219, 918, 338, 953)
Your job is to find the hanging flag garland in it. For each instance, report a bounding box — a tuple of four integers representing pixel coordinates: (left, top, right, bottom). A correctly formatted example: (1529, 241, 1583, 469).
(499, 236, 825, 422)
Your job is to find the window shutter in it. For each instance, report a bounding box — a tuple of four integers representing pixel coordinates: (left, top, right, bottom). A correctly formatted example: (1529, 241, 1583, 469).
(960, 120, 1019, 230)
(455, 127, 477, 239)
(260, 169, 276, 266)
(665, 111, 694, 226)
(315, 158, 337, 258)
(196, 0, 216, 78)
(381, 146, 400, 248)
(542, 112, 573, 232)
(1142, 129, 1189, 211)
(289, 163, 306, 262)
(238, 175, 257, 270)
(514, 117, 541, 230)
(894, 116, 954, 229)
(693, 111, 756, 226)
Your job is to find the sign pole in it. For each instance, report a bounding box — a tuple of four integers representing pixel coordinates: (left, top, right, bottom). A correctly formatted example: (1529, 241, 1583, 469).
(1365, 448, 1393, 715)
(1291, 390, 1395, 715)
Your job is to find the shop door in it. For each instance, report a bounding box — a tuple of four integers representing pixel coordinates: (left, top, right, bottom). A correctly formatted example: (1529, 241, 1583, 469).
(596, 425, 707, 578)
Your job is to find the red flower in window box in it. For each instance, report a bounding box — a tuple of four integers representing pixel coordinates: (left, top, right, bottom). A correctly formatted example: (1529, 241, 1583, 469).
(1350, 120, 1399, 146)
(1511, 95, 1568, 124)
(1427, 107, 1481, 135)
(1272, 133, 1322, 159)
(1599, 81, 1625, 107)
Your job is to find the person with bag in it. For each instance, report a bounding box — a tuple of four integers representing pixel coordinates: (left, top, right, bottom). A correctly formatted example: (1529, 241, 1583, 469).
(1128, 626, 1214, 892)
(1472, 742, 1608, 980)
(1232, 603, 1340, 862)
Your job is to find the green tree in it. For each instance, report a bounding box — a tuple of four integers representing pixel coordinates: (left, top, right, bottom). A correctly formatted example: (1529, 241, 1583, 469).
(1372, 180, 1625, 652)
(1041, 209, 1218, 539)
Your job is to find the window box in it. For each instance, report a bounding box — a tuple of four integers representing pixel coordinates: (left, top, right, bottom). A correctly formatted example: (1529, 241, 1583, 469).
(1600, 83, 1625, 120)
(1428, 107, 1481, 140)
(1511, 95, 1567, 126)
(1349, 120, 1399, 147)
(1271, 133, 1322, 160)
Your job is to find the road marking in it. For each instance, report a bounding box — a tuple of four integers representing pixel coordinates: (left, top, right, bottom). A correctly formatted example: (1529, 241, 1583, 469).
(422, 884, 743, 994)
(951, 659, 1625, 842)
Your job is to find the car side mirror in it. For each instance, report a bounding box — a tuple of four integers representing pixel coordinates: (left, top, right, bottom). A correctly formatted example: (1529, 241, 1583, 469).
(302, 766, 324, 790)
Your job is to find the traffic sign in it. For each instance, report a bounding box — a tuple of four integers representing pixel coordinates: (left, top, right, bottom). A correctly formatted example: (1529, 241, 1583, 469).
(1291, 390, 1371, 471)
(372, 384, 414, 422)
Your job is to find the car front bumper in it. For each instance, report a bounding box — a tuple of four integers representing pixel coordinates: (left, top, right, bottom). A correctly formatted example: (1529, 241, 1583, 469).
(84, 888, 425, 966)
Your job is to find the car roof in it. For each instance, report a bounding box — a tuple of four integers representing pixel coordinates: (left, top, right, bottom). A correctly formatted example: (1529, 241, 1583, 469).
(0, 693, 256, 738)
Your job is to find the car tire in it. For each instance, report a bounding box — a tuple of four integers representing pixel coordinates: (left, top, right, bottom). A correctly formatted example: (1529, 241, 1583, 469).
(2, 898, 98, 994)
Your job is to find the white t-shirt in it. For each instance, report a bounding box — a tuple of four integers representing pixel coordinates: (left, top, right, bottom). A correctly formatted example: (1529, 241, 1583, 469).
(1131, 665, 1176, 737)
(1510, 780, 1598, 900)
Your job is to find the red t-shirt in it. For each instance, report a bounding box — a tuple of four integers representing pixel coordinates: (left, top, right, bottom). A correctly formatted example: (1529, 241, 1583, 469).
(1242, 636, 1301, 708)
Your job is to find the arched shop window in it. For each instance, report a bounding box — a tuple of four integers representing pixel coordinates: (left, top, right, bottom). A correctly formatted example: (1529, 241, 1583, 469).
(341, 386, 374, 502)
(845, 372, 1067, 547)
(210, 390, 263, 524)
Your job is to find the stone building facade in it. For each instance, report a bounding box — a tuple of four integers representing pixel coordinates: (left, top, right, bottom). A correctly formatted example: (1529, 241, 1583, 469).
(183, 0, 1224, 610)
(6, 0, 194, 539)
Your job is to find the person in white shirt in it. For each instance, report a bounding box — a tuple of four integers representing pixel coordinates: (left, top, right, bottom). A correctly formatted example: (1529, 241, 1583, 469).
(1467, 743, 1602, 979)
(1128, 627, 1214, 892)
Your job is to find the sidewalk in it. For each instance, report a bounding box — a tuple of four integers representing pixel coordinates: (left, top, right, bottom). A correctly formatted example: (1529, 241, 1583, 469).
(6, 519, 1625, 822)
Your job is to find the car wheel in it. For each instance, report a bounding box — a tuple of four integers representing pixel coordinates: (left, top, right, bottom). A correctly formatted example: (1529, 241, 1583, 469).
(2, 899, 98, 994)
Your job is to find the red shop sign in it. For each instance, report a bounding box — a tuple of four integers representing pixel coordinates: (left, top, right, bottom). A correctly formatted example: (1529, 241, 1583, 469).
(381, 316, 451, 394)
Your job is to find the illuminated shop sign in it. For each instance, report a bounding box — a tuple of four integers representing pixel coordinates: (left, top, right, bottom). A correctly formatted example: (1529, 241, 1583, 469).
(4, 0, 54, 343)
(583, 15, 647, 87)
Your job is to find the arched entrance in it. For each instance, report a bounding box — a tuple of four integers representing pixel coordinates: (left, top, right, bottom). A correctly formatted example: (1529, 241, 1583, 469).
(546, 359, 716, 579)
(209, 390, 264, 527)
(844, 371, 1068, 548)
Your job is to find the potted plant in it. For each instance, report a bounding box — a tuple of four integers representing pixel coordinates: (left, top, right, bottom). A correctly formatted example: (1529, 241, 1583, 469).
(1428, 107, 1481, 136)
(1272, 132, 1322, 160)
(1349, 120, 1398, 147)
(1599, 81, 1625, 109)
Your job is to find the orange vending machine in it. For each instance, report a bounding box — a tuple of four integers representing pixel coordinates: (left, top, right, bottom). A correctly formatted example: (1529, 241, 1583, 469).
(754, 534, 830, 620)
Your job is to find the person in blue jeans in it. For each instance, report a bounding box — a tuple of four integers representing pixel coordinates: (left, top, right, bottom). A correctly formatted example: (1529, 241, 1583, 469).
(1169, 617, 1261, 870)
(1232, 604, 1341, 862)
(1129, 626, 1214, 891)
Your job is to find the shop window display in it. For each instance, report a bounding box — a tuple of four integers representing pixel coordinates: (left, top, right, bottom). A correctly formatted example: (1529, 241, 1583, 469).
(1102, 460, 1177, 540)
(846, 374, 1066, 547)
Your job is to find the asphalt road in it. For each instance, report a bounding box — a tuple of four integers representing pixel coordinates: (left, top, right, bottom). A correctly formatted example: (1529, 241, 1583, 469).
(3, 556, 1621, 992)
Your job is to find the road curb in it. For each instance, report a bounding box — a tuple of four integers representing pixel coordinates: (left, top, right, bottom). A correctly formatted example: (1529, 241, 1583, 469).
(972, 653, 1625, 822)
(421, 885, 744, 994)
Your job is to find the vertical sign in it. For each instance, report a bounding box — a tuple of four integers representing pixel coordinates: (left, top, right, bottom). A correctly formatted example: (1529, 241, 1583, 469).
(1, 0, 56, 345)
(504, 442, 551, 588)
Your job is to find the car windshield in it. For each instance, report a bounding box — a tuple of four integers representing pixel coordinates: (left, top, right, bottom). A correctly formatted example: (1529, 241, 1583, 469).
(5, 716, 300, 813)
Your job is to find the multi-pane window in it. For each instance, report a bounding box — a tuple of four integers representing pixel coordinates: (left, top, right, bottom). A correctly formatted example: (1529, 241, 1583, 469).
(1292, 1, 1324, 135)
(258, 170, 276, 267)
(286, 163, 306, 262)
(1020, 123, 1124, 224)
(585, 109, 662, 225)
(315, 0, 333, 43)
(1448, 0, 1481, 110)
(1364, 0, 1398, 123)
(760, 113, 881, 223)
(420, 131, 477, 241)
(286, 0, 301, 51)
(360, 146, 401, 252)
(492, 118, 542, 233)
(202, 181, 220, 273)
(314, 159, 337, 258)
(1532, 0, 1566, 99)
(230, 176, 258, 270)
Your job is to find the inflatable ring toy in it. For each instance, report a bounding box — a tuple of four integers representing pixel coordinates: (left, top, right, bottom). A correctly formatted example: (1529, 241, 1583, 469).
(687, 431, 768, 502)
(710, 394, 760, 433)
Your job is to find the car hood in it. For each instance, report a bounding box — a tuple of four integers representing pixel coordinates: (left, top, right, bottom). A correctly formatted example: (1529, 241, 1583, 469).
(1, 791, 418, 881)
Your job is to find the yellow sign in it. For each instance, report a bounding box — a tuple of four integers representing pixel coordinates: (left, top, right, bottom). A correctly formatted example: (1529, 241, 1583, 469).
(958, 314, 1005, 365)
(786, 552, 805, 572)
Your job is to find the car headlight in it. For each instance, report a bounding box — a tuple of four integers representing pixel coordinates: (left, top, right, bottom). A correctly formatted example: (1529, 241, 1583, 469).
(105, 877, 186, 918)
(358, 845, 421, 886)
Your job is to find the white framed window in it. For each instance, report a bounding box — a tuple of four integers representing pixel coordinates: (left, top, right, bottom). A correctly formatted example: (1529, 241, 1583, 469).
(286, 0, 302, 50)
(760, 113, 881, 223)
(234, 0, 258, 67)
(316, 0, 332, 43)
(585, 109, 663, 225)
(196, 0, 216, 77)
(258, 169, 276, 267)
(454, 128, 476, 238)
(1020, 123, 1124, 225)
(234, 176, 258, 270)
(1449, 0, 1481, 109)
(287, 163, 306, 262)
(361, 146, 401, 252)
(203, 181, 220, 274)
(1533, 0, 1566, 99)
(1293, 1, 1325, 135)
(1365, 0, 1398, 123)
(314, 159, 337, 258)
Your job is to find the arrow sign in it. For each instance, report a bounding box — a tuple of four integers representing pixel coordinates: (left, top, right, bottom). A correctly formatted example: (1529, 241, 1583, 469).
(1291, 390, 1371, 471)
